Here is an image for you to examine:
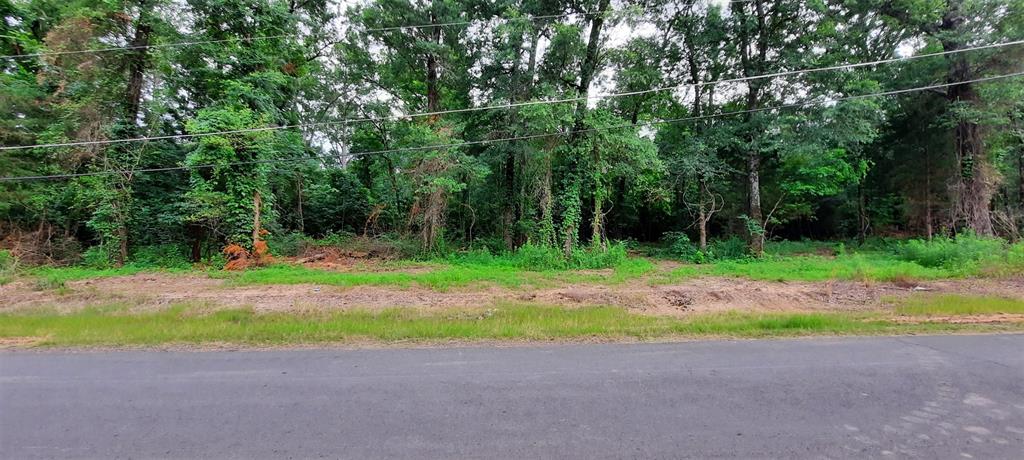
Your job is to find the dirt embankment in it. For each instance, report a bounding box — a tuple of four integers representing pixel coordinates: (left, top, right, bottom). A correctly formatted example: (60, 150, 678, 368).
(3, 269, 1023, 317)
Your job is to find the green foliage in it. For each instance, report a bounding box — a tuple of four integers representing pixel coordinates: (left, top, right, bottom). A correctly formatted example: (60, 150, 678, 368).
(0, 249, 15, 284)
(81, 245, 114, 269)
(658, 233, 750, 263)
(444, 242, 631, 272)
(898, 234, 1007, 269)
(267, 232, 305, 258)
(3, 0, 1024, 268)
(128, 244, 192, 269)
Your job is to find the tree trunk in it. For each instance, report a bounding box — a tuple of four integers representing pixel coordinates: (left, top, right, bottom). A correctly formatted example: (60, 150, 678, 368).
(117, 223, 128, 267)
(539, 154, 555, 247)
(189, 224, 203, 262)
(698, 180, 710, 251)
(561, 0, 610, 257)
(425, 6, 442, 117)
(747, 152, 764, 255)
(570, 0, 610, 140)
(940, 3, 994, 236)
(925, 151, 934, 239)
(734, 1, 767, 257)
(857, 181, 867, 244)
(124, 0, 152, 123)
(1018, 146, 1024, 205)
(296, 172, 304, 234)
(252, 190, 262, 247)
(418, 2, 447, 249)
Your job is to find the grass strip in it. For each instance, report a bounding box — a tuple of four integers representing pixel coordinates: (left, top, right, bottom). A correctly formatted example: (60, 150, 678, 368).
(3, 303, 1021, 348)
(891, 294, 1024, 316)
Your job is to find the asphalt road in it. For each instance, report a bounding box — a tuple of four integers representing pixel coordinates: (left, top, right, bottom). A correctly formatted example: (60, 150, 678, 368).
(2, 335, 1023, 459)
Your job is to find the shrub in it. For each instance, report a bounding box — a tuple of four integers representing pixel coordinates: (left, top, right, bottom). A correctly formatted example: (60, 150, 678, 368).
(707, 237, 749, 261)
(658, 232, 750, 263)
(268, 232, 305, 257)
(0, 249, 15, 284)
(571, 243, 629, 269)
(81, 245, 114, 269)
(443, 242, 631, 271)
(661, 232, 701, 262)
(898, 234, 1005, 269)
(0, 249, 13, 270)
(129, 244, 191, 269)
(511, 243, 568, 270)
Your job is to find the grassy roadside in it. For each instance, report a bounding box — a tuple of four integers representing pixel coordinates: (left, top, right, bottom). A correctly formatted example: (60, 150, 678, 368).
(213, 257, 656, 290)
(653, 253, 1018, 283)
(3, 295, 1023, 348)
(16, 248, 1021, 292)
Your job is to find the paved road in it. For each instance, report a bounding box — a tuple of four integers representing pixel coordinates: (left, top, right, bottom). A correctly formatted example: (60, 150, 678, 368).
(2, 335, 1023, 459)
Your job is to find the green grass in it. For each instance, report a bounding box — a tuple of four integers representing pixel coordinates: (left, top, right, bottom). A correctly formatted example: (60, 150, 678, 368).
(656, 253, 973, 283)
(24, 266, 192, 289)
(2, 302, 1020, 348)
(893, 295, 1024, 316)
(219, 257, 655, 290)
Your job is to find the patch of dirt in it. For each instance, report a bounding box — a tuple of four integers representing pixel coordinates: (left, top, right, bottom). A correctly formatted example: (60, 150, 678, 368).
(283, 246, 436, 274)
(891, 314, 1024, 324)
(0, 337, 45, 349)
(2, 271, 1023, 319)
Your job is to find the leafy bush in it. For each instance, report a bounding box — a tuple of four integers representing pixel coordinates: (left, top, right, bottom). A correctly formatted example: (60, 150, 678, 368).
(1010, 242, 1024, 265)
(661, 232, 701, 261)
(571, 243, 629, 270)
(314, 231, 356, 247)
(81, 245, 114, 269)
(658, 232, 749, 263)
(441, 242, 630, 271)
(898, 234, 1005, 269)
(708, 237, 749, 261)
(0, 249, 13, 270)
(129, 244, 192, 269)
(268, 232, 305, 257)
(0, 249, 15, 284)
(511, 243, 568, 270)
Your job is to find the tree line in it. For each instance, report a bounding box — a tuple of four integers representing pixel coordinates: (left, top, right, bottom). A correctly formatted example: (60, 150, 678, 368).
(1, 0, 1023, 266)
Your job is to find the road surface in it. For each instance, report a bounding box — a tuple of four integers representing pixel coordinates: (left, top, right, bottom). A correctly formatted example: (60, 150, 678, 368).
(2, 335, 1023, 459)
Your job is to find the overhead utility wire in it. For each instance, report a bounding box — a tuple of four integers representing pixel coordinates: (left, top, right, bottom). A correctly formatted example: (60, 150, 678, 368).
(0, 1, 757, 60)
(3, 38, 1021, 152)
(3, 70, 1021, 182)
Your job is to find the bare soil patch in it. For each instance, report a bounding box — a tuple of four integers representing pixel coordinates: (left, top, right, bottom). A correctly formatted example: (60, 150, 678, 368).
(3, 271, 1023, 317)
(891, 314, 1024, 324)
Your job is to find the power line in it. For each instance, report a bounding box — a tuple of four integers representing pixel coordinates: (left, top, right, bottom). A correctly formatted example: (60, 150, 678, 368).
(0, 1, 756, 60)
(3, 70, 1021, 183)
(3, 38, 1021, 152)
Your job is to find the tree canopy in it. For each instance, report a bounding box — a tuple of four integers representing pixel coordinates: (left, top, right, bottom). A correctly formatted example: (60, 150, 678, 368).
(2, 0, 1023, 265)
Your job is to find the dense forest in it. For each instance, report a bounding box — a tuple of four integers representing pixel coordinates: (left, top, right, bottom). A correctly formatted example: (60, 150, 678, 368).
(1, 0, 1023, 267)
